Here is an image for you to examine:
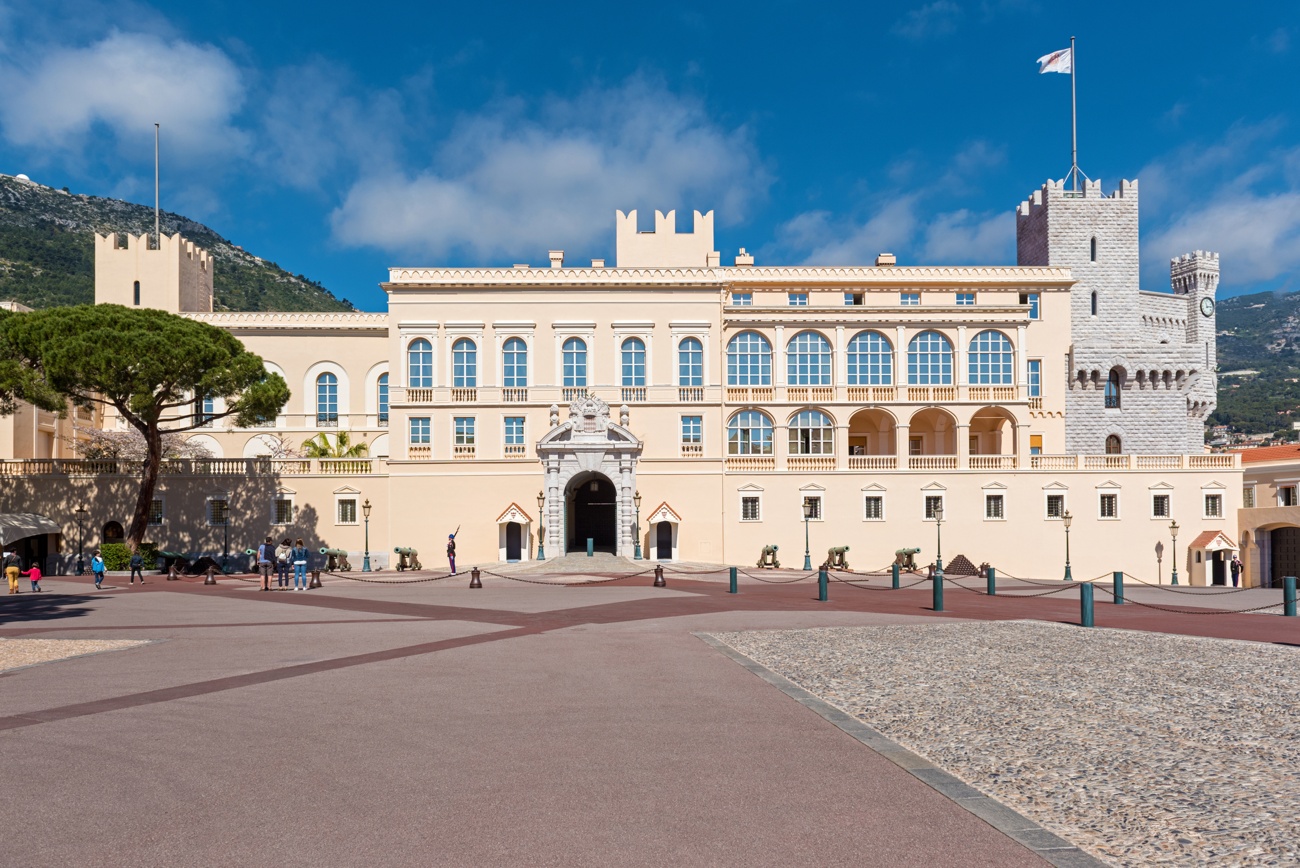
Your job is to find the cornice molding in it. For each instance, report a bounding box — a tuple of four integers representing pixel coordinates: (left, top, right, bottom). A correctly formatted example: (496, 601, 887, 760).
(185, 312, 388, 331)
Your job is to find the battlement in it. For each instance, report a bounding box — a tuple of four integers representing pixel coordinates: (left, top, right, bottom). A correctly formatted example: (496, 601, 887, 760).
(94, 232, 214, 313)
(615, 209, 719, 268)
(1170, 250, 1220, 295)
(95, 233, 213, 272)
(1017, 178, 1138, 217)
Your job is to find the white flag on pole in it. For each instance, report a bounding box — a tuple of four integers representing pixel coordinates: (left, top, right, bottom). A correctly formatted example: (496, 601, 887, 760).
(1037, 47, 1072, 74)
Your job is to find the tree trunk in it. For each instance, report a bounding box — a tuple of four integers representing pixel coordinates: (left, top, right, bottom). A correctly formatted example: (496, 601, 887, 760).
(127, 421, 164, 551)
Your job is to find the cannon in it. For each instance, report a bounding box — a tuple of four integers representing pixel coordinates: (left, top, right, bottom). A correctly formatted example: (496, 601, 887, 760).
(824, 545, 850, 571)
(319, 547, 352, 572)
(393, 546, 422, 571)
(756, 544, 780, 569)
(894, 547, 921, 571)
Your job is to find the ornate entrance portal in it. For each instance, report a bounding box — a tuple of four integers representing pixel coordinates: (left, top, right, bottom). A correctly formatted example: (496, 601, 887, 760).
(537, 396, 643, 558)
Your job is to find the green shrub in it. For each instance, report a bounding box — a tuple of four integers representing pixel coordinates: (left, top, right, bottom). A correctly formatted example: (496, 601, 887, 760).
(100, 543, 159, 570)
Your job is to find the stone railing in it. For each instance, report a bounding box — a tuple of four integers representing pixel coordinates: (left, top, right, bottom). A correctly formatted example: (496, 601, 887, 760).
(0, 458, 387, 477)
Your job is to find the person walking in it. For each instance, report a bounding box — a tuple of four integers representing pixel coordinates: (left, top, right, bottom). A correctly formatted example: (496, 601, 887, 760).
(22, 562, 42, 592)
(91, 550, 106, 589)
(446, 533, 457, 575)
(257, 537, 274, 591)
(291, 538, 310, 591)
(4, 549, 21, 594)
(129, 549, 145, 585)
(1230, 555, 1242, 588)
(275, 538, 292, 588)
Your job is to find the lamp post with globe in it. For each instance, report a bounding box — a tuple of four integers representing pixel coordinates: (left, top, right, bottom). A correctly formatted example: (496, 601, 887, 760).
(536, 491, 546, 561)
(1169, 520, 1180, 585)
(74, 506, 88, 575)
(633, 490, 643, 560)
(802, 498, 814, 571)
(1062, 509, 1073, 582)
(362, 499, 372, 572)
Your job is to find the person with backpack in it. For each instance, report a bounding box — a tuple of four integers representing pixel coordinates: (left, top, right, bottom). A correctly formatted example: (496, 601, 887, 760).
(91, 550, 106, 590)
(275, 538, 292, 588)
(129, 550, 145, 585)
(3, 549, 21, 594)
(257, 537, 274, 591)
(291, 538, 310, 591)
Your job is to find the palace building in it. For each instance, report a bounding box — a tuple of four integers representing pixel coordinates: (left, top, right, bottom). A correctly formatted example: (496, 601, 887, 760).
(0, 178, 1243, 582)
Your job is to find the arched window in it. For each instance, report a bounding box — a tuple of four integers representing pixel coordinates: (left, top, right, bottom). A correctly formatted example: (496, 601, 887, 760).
(678, 338, 703, 387)
(907, 331, 953, 385)
(502, 338, 528, 388)
(968, 330, 1014, 385)
(1105, 369, 1122, 408)
(1091, 291, 1098, 316)
(787, 331, 832, 385)
(727, 410, 774, 455)
(452, 339, 477, 388)
(563, 338, 587, 387)
(847, 331, 893, 385)
(1105, 434, 1122, 454)
(377, 374, 389, 424)
(789, 409, 834, 455)
(727, 332, 772, 386)
(407, 339, 433, 388)
(1090, 237, 1097, 262)
(621, 338, 646, 387)
(316, 372, 338, 425)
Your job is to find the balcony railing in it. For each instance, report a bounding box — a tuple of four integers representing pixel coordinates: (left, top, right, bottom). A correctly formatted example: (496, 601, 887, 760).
(680, 442, 703, 457)
(562, 387, 588, 402)
(409, 445, 432, 460)
(678, 387, 704, 402)
(451, 387, 477, 402)
(848, 455, 897, 470)
(621, 387, 646, 403)
(968, 455, 1018, 470)
(1028, 396, 1043, 410)
(725, 455, 776, 471)
(0, 458, 383, 476)
(788, 455, 836, 471)
(407, 388, 435, 403)
(906, 386, 957, 402)
(504, 444, 527, 458)
(502, 388, 528, 402)
(1134, 455, 1182, 469)
(1084, 455, 1130, 469)
(453, 444, 476, 459)
(726, 386, 775, 402)
(316, 414, 339, 427)
(786, 386, 834, 403)
(908, 455, 958, 470)
(377, 414, 389, 427)
(847, 386, 896, 402)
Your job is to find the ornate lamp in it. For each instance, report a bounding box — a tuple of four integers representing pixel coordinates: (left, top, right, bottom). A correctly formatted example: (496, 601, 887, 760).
(633, 490, 643, 560)
(802, 498, 814, 571)
(1169, 520, 1180, 585)
(74, 506, 88, 576)
(361, 499, 372, 572)
(1062, 509, 1073, 582)
(536, 490, 546, 561)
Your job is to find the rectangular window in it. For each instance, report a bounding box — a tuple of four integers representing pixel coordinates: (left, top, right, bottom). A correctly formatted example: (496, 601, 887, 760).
(1281, 486, 1297, 507)
(956, 293, 975, 306)
(741, 496, 761, 521)
(1046, 493, 1065, 518)
(1020, 292, 1041, 319)
(803, 496, 822, 520)
(909, 437, 923, 456)
(209, 499, 229, 526)
(985, 494, 1004, 519)
(409, 417, 431, 444)
(788, 292, 808, 306)
(504, 416, 525, 446)
(273, 498, 293, 525)
(863, 495, 884, 521)
(1028, 360, 1041, 397)
(1244, 486, 1256, 509)
(681, 415, 702, 446)
(1204, 493, 1223, 518)
(900, 292, 920, 306)
(924, 495, 944, 519)
(148, 498, 164, 526)
(731, 292, 752, 306)
(1030, 434, 1043, 456)
(844, 292, 864, 306)
(338, 498, 358, 525)
(453, 417, 475, 446)
(1100, 492, 1119, 519)
(1152, 493, 1170, 518)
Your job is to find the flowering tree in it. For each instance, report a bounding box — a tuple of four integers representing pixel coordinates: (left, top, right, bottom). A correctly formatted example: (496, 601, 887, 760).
(70, 425, 214, 460)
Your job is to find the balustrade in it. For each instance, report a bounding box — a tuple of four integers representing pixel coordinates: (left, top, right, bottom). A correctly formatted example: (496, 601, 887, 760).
(848, 455, 897, 470)
(788, 455, 836, 471)
(968, 455, 1018, 470)
(725, 455, 775, 471)
(453, 445, 476, 460)
(908, 455, 958, 470)
(451, 388, 477, 402)
(502, 388, 528, 403)
(621, 387, 646, 403)
(562, 387, 588, 402)
(504, 444, 527, 458)
(680, 442, 704, 457)
(678, 387, 704, 402)
(406, 388, 436, 403)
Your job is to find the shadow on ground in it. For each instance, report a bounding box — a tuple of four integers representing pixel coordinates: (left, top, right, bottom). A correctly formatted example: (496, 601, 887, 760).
(0, 593, 104, 625)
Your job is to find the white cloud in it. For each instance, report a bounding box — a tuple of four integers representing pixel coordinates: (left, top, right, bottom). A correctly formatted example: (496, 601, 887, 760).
(892, 2, 963, 40)
(330, 79, 768, 261)
(0, 30, 247, 160)
(774, 197, 921, 265)
(920, 208, 1013, 263)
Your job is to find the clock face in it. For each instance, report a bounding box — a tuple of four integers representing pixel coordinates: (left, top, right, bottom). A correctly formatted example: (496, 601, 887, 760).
(1200, 296, 1215, 317)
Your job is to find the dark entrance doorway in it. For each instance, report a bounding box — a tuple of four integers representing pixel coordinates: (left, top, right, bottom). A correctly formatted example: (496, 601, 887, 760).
(103, 521, 124, 544)
(656, 521, 673, 560)
(505, 522, 523, 561)
(1210, 550, 1227, 586)
(1271, 527, 1300, 588)
(568, 473, 617, 553)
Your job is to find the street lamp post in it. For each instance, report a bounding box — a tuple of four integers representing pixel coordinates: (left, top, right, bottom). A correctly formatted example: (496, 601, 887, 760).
(221, 512, 229, 574)
(933, 502, 944, 573)
(1062, 509, 1073, 581)
(633, 490, 643, 561)
(1169, 520, 1180, 585)
(74, 506, 88, 575)
(802, 498, 814, 571)
(536, 491, 546, 561)
(362, 499, 372, 572)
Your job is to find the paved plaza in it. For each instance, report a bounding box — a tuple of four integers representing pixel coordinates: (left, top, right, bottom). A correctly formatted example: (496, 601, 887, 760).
(1, 564, 1296, 867)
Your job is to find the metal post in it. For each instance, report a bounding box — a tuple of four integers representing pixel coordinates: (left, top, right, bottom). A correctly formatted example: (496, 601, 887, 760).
(1286, 576, 1297, 618)
(653, 565, 666, 587)
(204, 566, 217, 586)
(986, 566, 996, 596)
(587, 537, 594, 558)
(1063, 522, 1073, 581)
(817, 567, 828, 603)
(470, 567, 482, 589)
(1170, 522, 1180, 585)
(729, 566, 737, 594)
(222, 519, 229, 574)
(1113, 570, 1125, 605)
(362, 512, 371, 572)
(891, 562, 900, 589)
(933, 564, 944, 612)
(309, 570, 321, 589)
(75, 509, 87, 575)
(1080, 581, 1094, 627)
(633, 505, 642, 561)
(803, 514, 812, 571)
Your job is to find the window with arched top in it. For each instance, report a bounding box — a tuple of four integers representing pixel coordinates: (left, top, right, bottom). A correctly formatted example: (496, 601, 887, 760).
(562, 338, 587, 387)
(907, 331, 953, 385)
(727, 332, 772, 386)
(968, 330, 1014, 385)
(727, 410, 774, 455)
(787, 331, 832, 385)
(789, 409, 834, 455)
(377, 374, 389, 424)
(1091, 291, 1098, 316)
(502, 338, 527, 388)
(452, 338, 477, 388)
(407, 339, 433, 388)
(847, 331, 893, 385)
(1090, 237, 1097, 262)
(316, 372, 338, 425)
(621, 338, 646, 387)
(1105, 434, 1122, 454)
(678, 338, 703, 387)
(1105, 369, 1121, 408)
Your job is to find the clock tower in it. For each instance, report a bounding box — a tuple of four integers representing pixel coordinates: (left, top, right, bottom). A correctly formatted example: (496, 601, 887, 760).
(1172, 250, 1219, 375)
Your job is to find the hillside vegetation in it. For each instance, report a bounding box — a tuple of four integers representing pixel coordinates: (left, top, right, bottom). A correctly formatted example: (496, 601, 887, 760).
(1212, 290, 1300, 435)
(0, 175, 353, 312)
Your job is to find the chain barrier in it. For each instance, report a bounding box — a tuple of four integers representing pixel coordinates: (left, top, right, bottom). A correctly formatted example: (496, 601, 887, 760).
(828, 570, 930, 591)
(476, 567, 657, 586)
(340, 571, 455, 584)
(1120, 572, 1254, 595)
(737, 568, 818, 584)
(1092, 582, 1285, 615)
(659, 566, 730, 576)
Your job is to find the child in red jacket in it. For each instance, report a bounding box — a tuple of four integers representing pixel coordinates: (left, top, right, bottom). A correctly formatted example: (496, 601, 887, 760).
(22, 563, 42, 592)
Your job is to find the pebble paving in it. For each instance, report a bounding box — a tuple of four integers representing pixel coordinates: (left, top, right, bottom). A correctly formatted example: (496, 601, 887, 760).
(710, 621, 1299, 867)
(0, 637, 151, 672)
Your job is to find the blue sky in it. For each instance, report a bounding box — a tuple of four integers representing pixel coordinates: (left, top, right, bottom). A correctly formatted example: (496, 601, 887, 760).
(0, 0, 1295, 311)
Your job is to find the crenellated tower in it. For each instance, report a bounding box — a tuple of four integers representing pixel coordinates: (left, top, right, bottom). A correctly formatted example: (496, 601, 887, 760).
(94, 232, 214, 313)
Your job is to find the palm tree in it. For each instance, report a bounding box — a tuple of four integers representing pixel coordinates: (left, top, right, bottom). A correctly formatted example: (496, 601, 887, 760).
(301, 431, 369, 458)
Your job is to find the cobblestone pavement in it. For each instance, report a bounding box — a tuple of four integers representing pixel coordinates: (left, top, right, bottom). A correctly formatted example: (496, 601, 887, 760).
(0, 637, 151, 672)
(709, 621, 1300, 867)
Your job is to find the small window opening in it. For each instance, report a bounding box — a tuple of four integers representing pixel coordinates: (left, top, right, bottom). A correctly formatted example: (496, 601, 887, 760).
(1090, 237, 1097, 262)
(1090, 291, 1098, 316)
(133, 280, 140, 306)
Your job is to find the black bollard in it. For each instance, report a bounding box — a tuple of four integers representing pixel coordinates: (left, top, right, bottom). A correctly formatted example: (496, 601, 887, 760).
(204, 565, 217, 586)
(653, 565, 666, 587)
(729, 566, 738, 594)
(308, 570, 321, 589)
(167, 565, 179, 581)
(470, 567, 482, 588)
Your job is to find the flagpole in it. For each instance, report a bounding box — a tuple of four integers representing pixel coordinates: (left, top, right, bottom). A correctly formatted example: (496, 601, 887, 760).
(1070, 36, 1078, 191)
(154, 123, 160, 248)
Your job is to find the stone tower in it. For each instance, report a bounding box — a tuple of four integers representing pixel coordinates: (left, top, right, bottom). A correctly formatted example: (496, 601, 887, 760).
(94, 232, 214, 313)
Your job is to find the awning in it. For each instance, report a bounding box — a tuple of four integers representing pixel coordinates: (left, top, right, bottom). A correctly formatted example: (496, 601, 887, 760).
(0, 513, 62, 546)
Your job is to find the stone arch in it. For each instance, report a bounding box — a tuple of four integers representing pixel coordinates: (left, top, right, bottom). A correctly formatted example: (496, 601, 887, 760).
(967, 406, 1017, 456)
(185, 433, 222, 459)
(303, 360, 350, 418)
(362, 361, 390, 416)
(908, 407, 957, 455)
(848, 408, 897, 456)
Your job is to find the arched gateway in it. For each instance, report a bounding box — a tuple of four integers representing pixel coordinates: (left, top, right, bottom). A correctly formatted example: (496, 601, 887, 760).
(537, 396, 643, 557)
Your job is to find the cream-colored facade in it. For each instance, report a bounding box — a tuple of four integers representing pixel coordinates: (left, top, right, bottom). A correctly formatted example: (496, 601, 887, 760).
(0, 185, 1241, 581)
